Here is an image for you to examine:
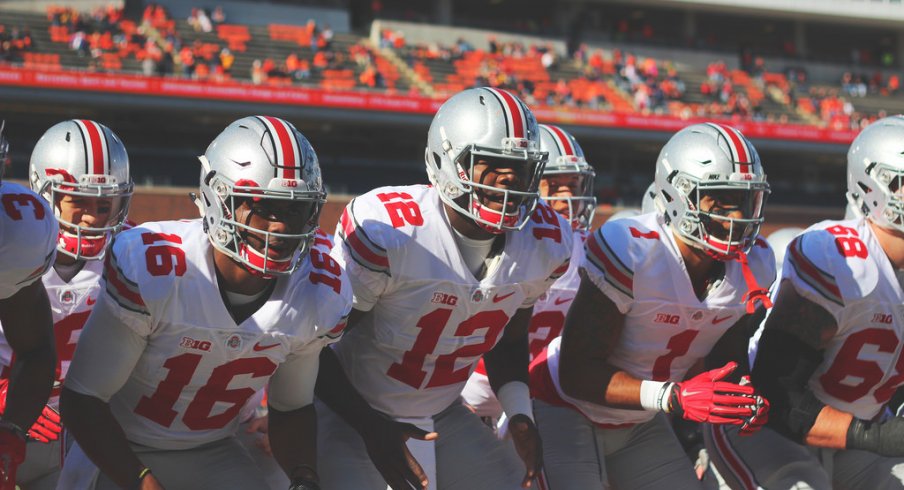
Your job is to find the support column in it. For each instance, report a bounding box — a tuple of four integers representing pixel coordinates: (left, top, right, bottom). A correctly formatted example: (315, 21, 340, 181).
(794, 20, 807, 58)
(435, 0, 452, 26)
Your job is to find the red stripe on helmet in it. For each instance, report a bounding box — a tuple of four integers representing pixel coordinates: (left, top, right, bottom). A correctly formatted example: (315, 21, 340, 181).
(492, 88, 526, 139)
(79, 120, 106, 175)
(546, 125, 574, 156)
(715, 123, 752, 164)
(262, 116, 299, 180)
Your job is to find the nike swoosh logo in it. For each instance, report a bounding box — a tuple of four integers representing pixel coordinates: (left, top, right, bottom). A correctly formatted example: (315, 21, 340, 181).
(231, 159, 252, 167)
(493, 291, 516, 303)
(86, 297, 96, 305)
(253, 341, 280, 351)
(712, 315, 733, 325)
(553, 296, 574, 306)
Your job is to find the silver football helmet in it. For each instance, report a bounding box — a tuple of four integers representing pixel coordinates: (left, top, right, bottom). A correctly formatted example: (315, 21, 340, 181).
(654, 123, 769, 260)
(538, 124, 596, 230)
(196, 116, 326, 277)
(29, 119, 133, 260)
(846, 115, 904, 232)
(641, 182, 657, 214)
(425, 87, 547, 233)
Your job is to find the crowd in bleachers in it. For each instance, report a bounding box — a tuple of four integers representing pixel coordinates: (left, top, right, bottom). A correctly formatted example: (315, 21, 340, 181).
(7, 5, 904, 129)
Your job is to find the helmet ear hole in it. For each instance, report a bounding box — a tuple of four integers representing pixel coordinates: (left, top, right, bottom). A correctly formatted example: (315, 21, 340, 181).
(433, 152, 442, 170)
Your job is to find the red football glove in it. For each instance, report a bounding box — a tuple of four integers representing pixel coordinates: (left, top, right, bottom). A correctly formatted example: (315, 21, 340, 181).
(0, 424, 25, 490)
(738, 375, 769, 435)
(668, 362, 758, 425)
(0, 379, 62, 443)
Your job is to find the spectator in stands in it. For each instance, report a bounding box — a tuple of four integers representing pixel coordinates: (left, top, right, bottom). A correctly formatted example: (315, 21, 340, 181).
(251, 59, 265, 84)
(212, 6, 226, 25)
(219, 47, 234, 73)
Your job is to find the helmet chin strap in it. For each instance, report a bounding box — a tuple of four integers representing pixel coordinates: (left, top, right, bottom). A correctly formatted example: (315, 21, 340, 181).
(470, 200, 518, 234)
(237, 241, 292, 279)
(736, 250, 772, 314)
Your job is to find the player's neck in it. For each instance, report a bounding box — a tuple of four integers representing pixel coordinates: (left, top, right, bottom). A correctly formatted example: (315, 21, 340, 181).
(212, 249, 272, 295)
(869, 220, 904, 270)
(674, 232, 723, 295)
(443, 202, 496, 240)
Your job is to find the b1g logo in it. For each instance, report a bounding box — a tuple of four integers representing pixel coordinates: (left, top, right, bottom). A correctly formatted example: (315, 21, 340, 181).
(431, 292, 458, 306)
(180, 337, 212, 352)
(654, 313, 680, 325)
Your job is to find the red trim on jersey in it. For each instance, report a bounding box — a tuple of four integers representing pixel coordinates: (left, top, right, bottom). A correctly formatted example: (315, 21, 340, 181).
(586, 235, 633, 292)
(340, 208, 389, 268)
(80, 120, 106, 175)
(104, 258, 145, 307)
(788, 238, 841, 300)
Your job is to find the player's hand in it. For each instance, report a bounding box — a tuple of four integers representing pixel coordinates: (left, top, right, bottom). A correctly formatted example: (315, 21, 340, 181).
(0, 379, 62, 443)
(27, 405, 62, 443)
(246, 415, 272, 455)
(508, 414, 542, 488)
(360, 415, 438, 490)
(669, 362, 757, 425)
(0, 425, 25, 490)
(738, 376, 769, 436)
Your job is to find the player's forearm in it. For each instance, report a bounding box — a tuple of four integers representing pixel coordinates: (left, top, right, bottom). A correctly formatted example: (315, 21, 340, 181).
(269, 404, 319, 483)
(314, 347, 382, 435)
(804, 405, 853, 449)
(559, 358, 643, 409)
(3, 337, 55, 429)
(59, 387, 146, 488)
(483, 334, 530, 392)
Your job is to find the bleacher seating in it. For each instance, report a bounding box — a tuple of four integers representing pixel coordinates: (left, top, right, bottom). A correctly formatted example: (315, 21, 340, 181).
(1, 6, 898, 128)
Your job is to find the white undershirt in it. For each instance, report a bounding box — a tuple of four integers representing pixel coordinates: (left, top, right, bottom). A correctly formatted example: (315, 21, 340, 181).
(450, 225, 495, 277)
(224, 287, 268, 307)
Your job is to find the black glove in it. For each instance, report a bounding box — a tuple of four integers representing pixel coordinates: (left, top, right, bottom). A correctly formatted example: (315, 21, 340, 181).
(847, 416, 904, 457)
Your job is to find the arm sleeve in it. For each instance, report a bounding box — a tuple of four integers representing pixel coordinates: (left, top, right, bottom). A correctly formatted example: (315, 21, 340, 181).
(63, 292, 148, 402)
(267, 341, 322, 412)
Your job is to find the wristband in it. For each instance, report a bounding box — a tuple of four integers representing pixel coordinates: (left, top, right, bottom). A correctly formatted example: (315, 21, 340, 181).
(132, 467, 151, 490)
(639, 380, 673, 413)
(497, 381, 534, 422)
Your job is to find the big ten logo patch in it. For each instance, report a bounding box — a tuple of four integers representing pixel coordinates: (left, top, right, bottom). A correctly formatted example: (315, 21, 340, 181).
(653, 313, 680, 325)
(180, 336, 211, 351)
(431, 292, 458, 306)
(872, 313, 893, 325)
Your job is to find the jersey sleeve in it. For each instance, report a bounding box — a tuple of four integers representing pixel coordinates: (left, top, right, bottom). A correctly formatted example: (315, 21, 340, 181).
(267, 342, 321, 411)
(309, 230, 353, 345)
(100, 230, 155, 335)
(782, 227, 875, 326)
(520, 211, 574, 308)
(0, 186, 58, 299)
(581, 219, 640, 315)
(332, 195, 393, 312)
(63, 291, 148, 402)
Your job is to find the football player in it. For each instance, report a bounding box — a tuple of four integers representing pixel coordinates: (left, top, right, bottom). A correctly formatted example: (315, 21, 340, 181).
(59, 116, 351, 490)
(0, 119, 132, 489)
(707, 115, 904, 489)
(461, 124, 596, 423)
(316, 87, 572, 489)
(0, 120, 59, 490)
(530, 123, 773, 489)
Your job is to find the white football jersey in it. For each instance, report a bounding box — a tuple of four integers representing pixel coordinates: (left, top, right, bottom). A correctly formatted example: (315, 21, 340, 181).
(331, 185, 573, 418)
(463, 229, 585, 415)
(75, 219, 351, 449)
(0, 181, 57, 299)
(541, 212, 775, 425)
(0, 259, 104, 408)
(778, 218, 904, 420)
